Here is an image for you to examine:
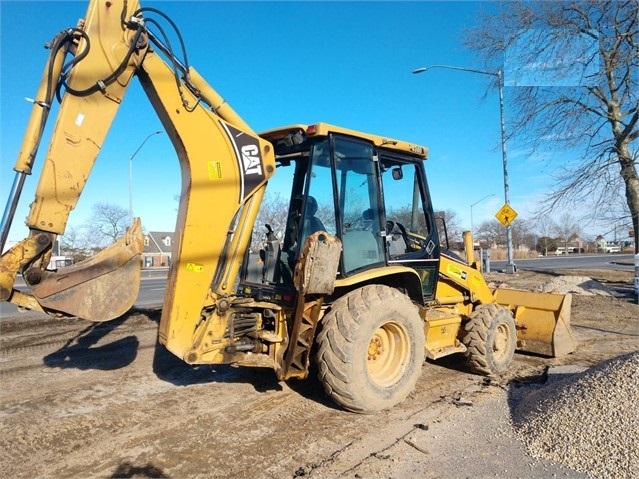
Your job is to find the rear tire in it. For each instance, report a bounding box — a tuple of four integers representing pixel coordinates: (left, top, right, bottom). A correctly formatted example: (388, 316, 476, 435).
(315, 285, 425, 414)
(463, 303, 516, 376)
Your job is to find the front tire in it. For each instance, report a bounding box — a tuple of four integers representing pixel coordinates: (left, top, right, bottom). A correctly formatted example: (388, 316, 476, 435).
(463, 303, 516, 376)
(315, 285, 425, 414)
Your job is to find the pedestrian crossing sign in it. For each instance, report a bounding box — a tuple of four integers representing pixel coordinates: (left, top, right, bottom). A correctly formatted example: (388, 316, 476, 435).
(495, 204, 518, 227)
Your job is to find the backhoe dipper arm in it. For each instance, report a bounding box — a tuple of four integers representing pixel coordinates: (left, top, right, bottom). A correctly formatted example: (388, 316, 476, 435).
(0, 0, 146, 318)
(0, 0, 275, 332)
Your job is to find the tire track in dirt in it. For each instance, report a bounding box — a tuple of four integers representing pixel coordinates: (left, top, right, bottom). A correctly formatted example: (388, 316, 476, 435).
(1, 270, 636, 479)
(0, 308, 482, 479)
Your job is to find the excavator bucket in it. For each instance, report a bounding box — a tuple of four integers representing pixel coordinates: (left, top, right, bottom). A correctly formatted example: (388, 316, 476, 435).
(24, 220, 145, 322)
(492, 288, 575, 357)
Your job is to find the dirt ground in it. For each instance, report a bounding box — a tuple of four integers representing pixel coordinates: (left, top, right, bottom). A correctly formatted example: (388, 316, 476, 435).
(1, 268, 637, 479)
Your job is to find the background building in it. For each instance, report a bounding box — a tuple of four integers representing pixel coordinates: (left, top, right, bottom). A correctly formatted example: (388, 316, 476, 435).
(143, 232, 174, 267)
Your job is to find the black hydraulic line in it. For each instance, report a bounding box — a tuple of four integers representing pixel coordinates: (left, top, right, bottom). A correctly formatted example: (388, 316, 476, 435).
(55, 29, 90, 103)
(0, 29, 72, 252)
(0, 173, 27, 253)
(144, 29, 188, 80)
(133, 7, 190, 70)
(142, 18, 184, 94)
(60, 29, 90, 74)
(142, 16, 201, 112)
(120, 0, 130, 30)
(34, 30, 73, 153)
(133, 7, 211, 113)
(60, 25, 144, 98)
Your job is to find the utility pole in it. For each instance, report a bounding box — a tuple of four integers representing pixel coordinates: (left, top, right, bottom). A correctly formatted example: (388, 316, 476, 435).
(413, 65, 515, 272)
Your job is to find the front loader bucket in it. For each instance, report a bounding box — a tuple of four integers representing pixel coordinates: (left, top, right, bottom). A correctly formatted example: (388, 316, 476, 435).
(492, 288, 575, 357)
(24, 220, 144, 321)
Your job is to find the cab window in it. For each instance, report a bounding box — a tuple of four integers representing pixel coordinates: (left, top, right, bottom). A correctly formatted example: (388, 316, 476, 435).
(380, 159, 430, 259)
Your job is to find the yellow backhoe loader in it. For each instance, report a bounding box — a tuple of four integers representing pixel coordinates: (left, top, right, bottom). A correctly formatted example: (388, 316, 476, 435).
(0, 0, 574, 414)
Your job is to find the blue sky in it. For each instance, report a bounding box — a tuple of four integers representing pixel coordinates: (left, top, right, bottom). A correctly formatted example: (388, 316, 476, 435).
(1, 0, 566, 243)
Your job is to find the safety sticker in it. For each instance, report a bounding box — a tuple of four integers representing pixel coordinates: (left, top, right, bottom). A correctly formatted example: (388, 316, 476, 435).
(208, 161, 223, 180)
(186, 263, 204, 272)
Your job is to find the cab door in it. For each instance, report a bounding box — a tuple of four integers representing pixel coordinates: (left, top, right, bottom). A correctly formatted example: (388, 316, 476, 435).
(379, 155, 440, 300)
(327, 136, 385, 274)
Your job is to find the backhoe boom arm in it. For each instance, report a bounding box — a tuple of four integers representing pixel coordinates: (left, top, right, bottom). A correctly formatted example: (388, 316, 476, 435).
(0, 0, 275, 337)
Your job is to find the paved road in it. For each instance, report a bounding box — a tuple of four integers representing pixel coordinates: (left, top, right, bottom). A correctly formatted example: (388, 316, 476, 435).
(491, 253, 635, 273)
(135, 277, 167, 306)
(1, 255, 635, 319)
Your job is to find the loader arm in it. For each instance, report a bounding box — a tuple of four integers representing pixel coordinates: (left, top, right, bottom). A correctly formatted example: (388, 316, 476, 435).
(0, 0, 275, 337)
(436, 239, 575, 357)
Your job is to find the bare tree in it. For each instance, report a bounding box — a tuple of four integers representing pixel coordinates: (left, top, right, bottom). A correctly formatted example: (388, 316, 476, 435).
(553, 212, 580, 253)
(465, 0, 639, 252)
(475, 217, 533, 251)
(59, 225, 92, 263)
(537, 236, 558, 255)
(510, 218, 533, 250)
(531, 214, 559, 255)
(251, 193, 290, 252)
(389, 205, 429, 237)
(85, 202, 129, 246)
(434, 209, 463, 245)
(476, 219, 505, 247)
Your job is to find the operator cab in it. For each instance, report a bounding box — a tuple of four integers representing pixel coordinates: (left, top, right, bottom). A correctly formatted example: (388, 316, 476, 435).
(238, 123, 441, 304)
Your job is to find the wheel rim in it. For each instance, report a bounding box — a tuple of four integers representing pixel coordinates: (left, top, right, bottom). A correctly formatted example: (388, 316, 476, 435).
(492, 321, 512, 362)
(367, 321, 410, 387)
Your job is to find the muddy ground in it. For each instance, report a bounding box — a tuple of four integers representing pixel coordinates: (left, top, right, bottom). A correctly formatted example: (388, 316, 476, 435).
(1, 268, 637, 479)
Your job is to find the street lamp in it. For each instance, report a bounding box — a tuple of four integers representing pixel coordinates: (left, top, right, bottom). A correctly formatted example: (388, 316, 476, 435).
(413, 64, 516, 273)
(471, 193, 496, 236)
(128, 130, 163, 225)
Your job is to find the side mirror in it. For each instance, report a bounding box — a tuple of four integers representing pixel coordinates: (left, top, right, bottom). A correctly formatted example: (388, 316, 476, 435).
(392, 166, 403, 180)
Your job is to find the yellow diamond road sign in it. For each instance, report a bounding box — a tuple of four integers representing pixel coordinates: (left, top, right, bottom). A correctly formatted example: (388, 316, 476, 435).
(495, 204, 518, 227)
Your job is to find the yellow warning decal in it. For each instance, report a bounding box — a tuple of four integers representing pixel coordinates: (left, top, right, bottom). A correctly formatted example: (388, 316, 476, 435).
(186, 263, 204, 272)
(208, 161, 223, 180)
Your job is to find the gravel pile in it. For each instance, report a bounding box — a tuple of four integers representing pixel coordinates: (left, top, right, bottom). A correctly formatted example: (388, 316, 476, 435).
(513, 351, 639, 479)
(534, 275, 619, 296)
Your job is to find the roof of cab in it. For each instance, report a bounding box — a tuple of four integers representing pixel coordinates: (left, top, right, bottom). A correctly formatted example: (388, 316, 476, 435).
(259, 122, 428, 159)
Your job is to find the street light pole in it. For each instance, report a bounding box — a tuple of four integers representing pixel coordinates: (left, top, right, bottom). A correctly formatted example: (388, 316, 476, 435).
(471, 193, 496, 236)
(413, 65, 516, 273)
(128, 130, 163, 225)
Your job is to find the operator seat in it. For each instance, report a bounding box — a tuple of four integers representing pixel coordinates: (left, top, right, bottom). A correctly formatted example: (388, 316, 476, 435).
(302, 196, 326, 237)
(386, 220, 408, 256)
